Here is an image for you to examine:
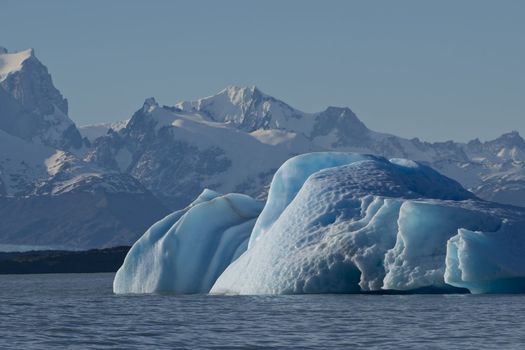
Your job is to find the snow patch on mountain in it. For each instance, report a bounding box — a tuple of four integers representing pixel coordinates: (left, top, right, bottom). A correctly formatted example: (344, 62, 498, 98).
(250, 129, 301, 146)
(0, 48, 33, 81)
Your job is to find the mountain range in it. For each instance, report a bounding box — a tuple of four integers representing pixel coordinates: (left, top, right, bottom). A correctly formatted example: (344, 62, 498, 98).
(1, 46, 524, 249)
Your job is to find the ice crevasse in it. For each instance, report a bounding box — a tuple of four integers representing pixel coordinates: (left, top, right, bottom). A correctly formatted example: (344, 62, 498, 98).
(114, 152, 525, 295)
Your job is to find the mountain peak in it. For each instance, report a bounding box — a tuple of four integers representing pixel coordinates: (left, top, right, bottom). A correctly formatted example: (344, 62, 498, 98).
(176, 85, 275, 113)
(324, 106, 354, 113)
(217, 85, 263, 105)
(0, 46, 83, 149)
(500, 130, 521, 138)
(494, 130, 525, 147)
(224, 84, 259, 93)
(223, 85, 259, 93)
(142, 97, 158, 111)
(0, 48, 35, 81)
(174, 85, 304, 131)
(322, 106, 365, 126)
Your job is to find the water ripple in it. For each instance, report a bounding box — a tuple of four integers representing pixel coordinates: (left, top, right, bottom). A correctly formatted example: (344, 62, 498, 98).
(1, 273, 525, 349)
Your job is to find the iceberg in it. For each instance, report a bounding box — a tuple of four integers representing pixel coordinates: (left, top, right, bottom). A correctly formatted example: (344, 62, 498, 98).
(113, 189, 264, 294)
(114, 152, 525, 295)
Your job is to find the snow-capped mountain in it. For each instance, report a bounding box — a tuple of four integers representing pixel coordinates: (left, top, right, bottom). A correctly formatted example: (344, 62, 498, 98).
(0, 48, 155, 198)
(0, 48, 168, 249)
(87, 85, 525, 209)
(87, 87, 383, 209)
(86, 96, 316, 207)
(0, 47, 84, 150)
(1, 47, 524, 249)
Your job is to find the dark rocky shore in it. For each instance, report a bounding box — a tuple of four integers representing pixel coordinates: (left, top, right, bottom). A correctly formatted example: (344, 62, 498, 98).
(0, 246, 130, 274)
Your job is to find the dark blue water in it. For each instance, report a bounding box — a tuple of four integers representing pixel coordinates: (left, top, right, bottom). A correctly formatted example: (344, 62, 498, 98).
(1, 273, 525, 349)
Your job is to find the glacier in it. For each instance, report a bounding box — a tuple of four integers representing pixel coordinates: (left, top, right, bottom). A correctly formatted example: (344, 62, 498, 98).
(114, 152, 525, 295)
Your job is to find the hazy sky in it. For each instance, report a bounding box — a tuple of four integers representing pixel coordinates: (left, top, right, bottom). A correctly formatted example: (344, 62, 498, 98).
(2, 0, 523, 142)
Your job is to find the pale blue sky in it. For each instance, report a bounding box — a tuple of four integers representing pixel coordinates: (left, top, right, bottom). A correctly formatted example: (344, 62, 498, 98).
(2, 0, 523, 141)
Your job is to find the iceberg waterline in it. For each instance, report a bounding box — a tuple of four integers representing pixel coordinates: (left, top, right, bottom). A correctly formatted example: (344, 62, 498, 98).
(114, 152, 525, 295)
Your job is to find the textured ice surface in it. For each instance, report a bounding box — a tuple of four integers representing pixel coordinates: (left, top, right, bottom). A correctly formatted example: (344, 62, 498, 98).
(248, 153, 375, 247)
(114, 152, 525, 295)
(113, 189, 263, 294)
(212, 153, 525, 294)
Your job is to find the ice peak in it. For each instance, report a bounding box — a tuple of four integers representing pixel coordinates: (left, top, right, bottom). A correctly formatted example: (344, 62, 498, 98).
(0, 47, 7, 54)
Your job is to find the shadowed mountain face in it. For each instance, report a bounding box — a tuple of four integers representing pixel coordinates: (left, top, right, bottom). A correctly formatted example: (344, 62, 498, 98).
(0, 193, 168, 249)
(1, 47, 524, 249)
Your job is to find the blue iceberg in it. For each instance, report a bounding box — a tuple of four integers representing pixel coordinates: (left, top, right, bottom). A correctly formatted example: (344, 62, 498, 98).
(113, 189, 263, 294)
(114, 153, 525, 295)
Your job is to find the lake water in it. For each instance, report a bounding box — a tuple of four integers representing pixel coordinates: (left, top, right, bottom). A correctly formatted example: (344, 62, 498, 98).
(1, 273, 525, 349)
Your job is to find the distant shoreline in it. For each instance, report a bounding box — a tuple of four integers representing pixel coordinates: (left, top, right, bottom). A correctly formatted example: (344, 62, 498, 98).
(0, 246, 130, 274)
